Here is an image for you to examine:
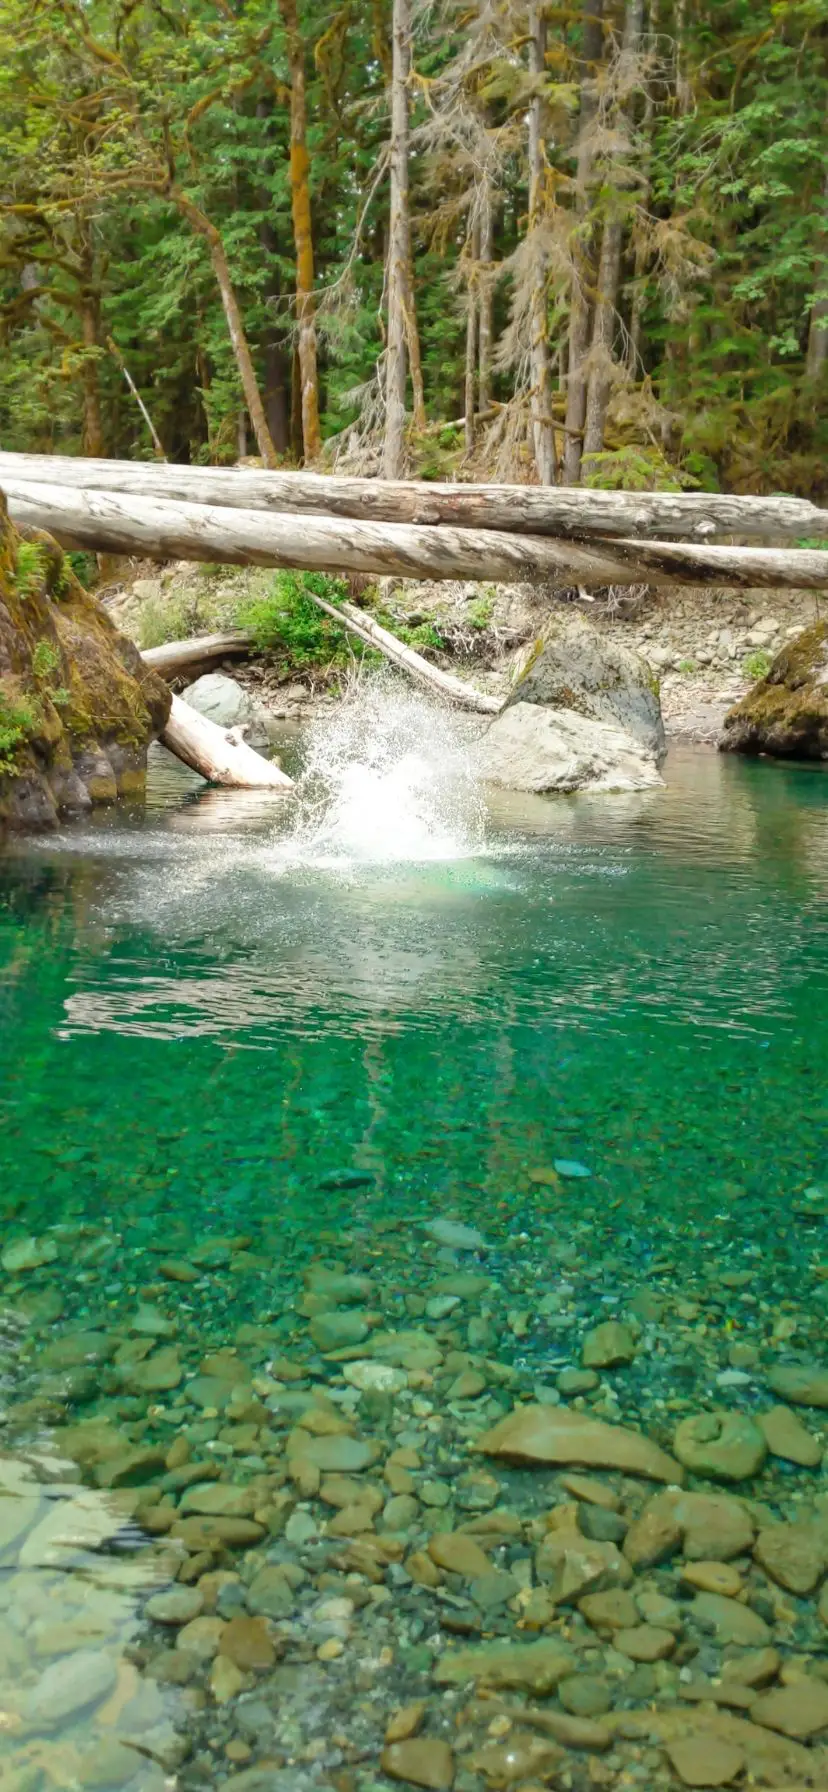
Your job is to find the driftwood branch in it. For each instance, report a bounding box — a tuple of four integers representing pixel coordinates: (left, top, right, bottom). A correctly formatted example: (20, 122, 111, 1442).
(142, 631, 253, 677)
(160, 693, 294, 790)
(1, 451, 826, 543)
(7, 477, 828, 590)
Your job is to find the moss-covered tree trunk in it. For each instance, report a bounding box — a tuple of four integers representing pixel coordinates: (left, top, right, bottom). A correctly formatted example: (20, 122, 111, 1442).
(0, 489, 170, 834)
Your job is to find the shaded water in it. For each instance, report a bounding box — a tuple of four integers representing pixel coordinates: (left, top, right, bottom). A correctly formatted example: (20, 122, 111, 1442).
(1, 714, 827, 1785)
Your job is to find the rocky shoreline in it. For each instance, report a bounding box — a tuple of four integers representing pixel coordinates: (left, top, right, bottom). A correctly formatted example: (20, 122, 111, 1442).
(1, 1175, 827, 1792)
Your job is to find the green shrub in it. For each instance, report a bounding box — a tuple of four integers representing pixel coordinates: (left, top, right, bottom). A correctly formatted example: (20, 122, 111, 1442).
(743, 649, 772, 681)
(65, 550, 98, 590)
(0, 690, 40, 772)
(677, 657, 698, 675)
(31, 639, 61, 680)
(467, 592, 495, 630)
(137, 590, 204, 650)
(13, 541, 49, 598)
(238, 570, 351, 671)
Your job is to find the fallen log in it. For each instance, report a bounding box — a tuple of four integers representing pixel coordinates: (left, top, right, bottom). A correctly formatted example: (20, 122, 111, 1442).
(308, 593, 500, 713)
(7, 477, 828, 591)
(142, 631, 253, 678)
(1, 450, 826, 543)
(161, 693, 294, 790)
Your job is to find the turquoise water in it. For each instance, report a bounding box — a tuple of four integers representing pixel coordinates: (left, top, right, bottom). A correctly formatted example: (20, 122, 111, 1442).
(1, 734, 828, 1787)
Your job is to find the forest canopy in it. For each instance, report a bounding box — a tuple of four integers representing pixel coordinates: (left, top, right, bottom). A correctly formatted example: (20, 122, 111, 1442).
(0, 0, 826, 496)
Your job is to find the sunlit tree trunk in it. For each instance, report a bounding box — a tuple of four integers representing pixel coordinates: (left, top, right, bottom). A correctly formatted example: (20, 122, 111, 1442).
(279, 0, 322, 462)
(528, 3, 557, 484)
(172, 190, 278, 468)
(562, 0, 604, 485)
(384, 0, 412, 477)
(583, 0, 646, 461)
(478, 179, 494, 417)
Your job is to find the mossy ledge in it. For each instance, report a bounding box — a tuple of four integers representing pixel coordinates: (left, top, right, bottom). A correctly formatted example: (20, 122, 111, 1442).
(720, 621, 828, 760)
(0, 490, 171, 831)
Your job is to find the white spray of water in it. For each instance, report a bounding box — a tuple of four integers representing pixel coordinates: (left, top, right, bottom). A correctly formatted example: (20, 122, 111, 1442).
(282, 677, 487, 866)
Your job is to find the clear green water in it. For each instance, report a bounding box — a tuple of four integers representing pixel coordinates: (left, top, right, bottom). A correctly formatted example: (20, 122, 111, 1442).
(1, 738, 827, 1786)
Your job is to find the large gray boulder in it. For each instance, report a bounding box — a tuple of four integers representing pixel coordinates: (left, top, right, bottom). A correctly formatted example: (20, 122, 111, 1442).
(473, 609, 665, 795)
(181, 672, 272, 751)
(474, 704, 663, 794)
(507, 610, 666, 760)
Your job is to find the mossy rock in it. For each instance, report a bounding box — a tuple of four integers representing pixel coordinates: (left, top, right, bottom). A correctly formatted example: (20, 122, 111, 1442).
(0, 493, 171, 831)
(720, 621, 828, 760)
(506, 608, 666, 762)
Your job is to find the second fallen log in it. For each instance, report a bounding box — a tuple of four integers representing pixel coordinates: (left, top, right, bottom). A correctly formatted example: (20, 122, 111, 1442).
(8, 479, 828, 590)
(161, 694, 294, 790)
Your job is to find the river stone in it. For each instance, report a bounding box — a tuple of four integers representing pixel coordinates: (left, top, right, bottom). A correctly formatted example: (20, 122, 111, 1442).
(310, 1311, 370, 1351)
(428, 1532, 491, 1579)
(680, 1561, 743, 1598)
(121, 1347, 182, 1394)
(171, 1516, 265, 1549)
(720, 621, 828, 759)
(19, 1493, 123, 1567)
(474, 703, 664, 795)
(476, 1403, 681, 1483)
(381, 1739, 455, 1790)
(665, 1735, 746, 1788)
(536, 1530, 631, 1603)
(220, 1615, 277, 1672)
(179, 1482, 257, 1518)
(753, 1522, 825, 1594)
(96, 1445, 168, 1488)
(247, 1566, 296, 1619)
(623, 1504, 682, 1569)
(507, 609, 666, 755)
(582, 1321, 636, 1369)
(766, 1362, 828, 1408)
(424, 1219, 488, 1251)
(25, 1649, 117, 1728)
(691, 1593, 771, 1647)
(758, 1404, 823, 1466)
(620, 1706, 818, 1786)
(146, 1585, 204, 1625)
(304, 1268, 374, 1304)
(130, 1303, 177, 1338)
(433, 1638, 574, 1693)
(558, 1674, 612, 1717)
(176, 1614, 225, 1660)
(343, 1360, 407, 1394)
(2, 1234, 58, 1273)
(673, 1412, 767, 1482)
(750, 1679, 828, 1740)
(294, 1435, 378, 1473)
(41, 1330, 117, 1368)
(646, 1491, 754, 1561)
(182, 673, 271, 750)
(578, 1588, 639, 1633)
(614, 1624, 676, 1662)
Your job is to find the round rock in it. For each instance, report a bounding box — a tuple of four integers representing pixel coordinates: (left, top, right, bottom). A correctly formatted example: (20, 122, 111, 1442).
(673, 1412, 767, 1482)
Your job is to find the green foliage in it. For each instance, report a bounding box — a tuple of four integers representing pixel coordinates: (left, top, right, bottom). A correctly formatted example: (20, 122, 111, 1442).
(743, 649, 773, 681)
(238, 571, 351, 672)
(467, 592, 495, 630)
(31, 640, 60, 680)
(0, 689, 39, 772)
(12, 543, 49, 599)
(677, 658, 699, 675)
(65, 552, 98, 591)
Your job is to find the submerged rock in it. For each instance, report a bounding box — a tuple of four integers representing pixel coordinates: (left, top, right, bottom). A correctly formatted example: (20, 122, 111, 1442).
(476, 1403, 681, 1483)
(720, 621, 828, 758)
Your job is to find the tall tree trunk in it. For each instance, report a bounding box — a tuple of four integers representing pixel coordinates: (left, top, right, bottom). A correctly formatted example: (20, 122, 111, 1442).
(528, 4, 557, 485)
(171, 190, 278, 468)
(384, 0, 412, 478)
(562, 0, 605, 485)
(78, 230, 105, 458)
(257, 101, 292, 458)
(806, 162, 828, 379)
(278, 0, 322, 462)
(583, 0, 646, 461)
(404, 256, 427, 432)
(465, 219, 480, 454)
(478, 179, 494, 417)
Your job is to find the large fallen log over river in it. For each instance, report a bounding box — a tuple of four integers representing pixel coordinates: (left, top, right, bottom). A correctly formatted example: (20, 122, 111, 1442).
(1, 451, 825, 544)
(7, 478, 828, 592)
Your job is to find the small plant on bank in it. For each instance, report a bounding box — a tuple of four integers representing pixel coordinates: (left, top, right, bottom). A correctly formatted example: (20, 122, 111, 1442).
(0, 689, 40, 773)
(31, 639, 60, 680)
(743, 649, 772, 681)
(677, 658, 698, 675)
(467, 591, 495, 630)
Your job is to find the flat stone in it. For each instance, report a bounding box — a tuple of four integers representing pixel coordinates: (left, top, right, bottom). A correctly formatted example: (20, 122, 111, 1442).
(614, 1624, 676, 1662)
(758, 1405, 823, 1467)
(121, 1347, 182, 1394)
(171, 1516, 265, 1549)
(536, 1528, 631, 1603)
(558, 1674, 612, 1717)
(304, 1268, 374, 1304)
(424, 1219, 488, 1251)
(720, 1648, 781, 1688)
(767, 1363, 828, 1408)
(623, 1506, 682, 1569)
(578, 1589, 639, 1633)
(666, 1736, 746, 1787)
(476, 1403, 681, 1483)
(247, 1566, 295, 1619)
(159, 1258, 199, 1283)
(754, 1521, 825, 1594)
(428, 1532, 491, 1579)
(557, 1368, 599, 1396)
(220, 1615, 277, 1672)
(673, 1412, 767, 1482)
(211, 1654, 246, 1704)
(750, 1679, 828, 1740)
(343, 1360, 407, 1394)
(293, 1435, 378, 1473)
(386, 1703, 426, 1743)
(176, 1615, 225, 1659)
(433, 1638, 574, 1694)
(310, 1311, 370, 1351)
(582, 1321, 636, 1369)
(2, 1234, 58, 1273)
(381, 1740, 454, 1791)
(467, 1735, 563, 1785)
(146, 1586, 204, 1625)
(554, 1159, 592, 1179)
(179, 1482, 257, 1519)
(680, 1562, 743, 1598)
(319, 1475, 384, 1512)
(95, 1445, 168, 1488)
(561, 1474, 620, 1510)
(24, 1650, 117, 1728)
(469, 1569, 520, 1611)
(618, 1706, 816, 1787)
(647, 1491, 755, 1561)
(691, 1592, 771, 1647)
(41, 1331, 117, 1368)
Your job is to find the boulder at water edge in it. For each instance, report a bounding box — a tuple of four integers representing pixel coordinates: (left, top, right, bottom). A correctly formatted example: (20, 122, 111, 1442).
(473, 609, 666, 794)
(720, 620, 828, 759)
(181, 672, 274, 752)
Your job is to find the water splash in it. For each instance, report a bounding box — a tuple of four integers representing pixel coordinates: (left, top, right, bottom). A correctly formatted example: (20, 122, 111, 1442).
(282, 677, 487, 866)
